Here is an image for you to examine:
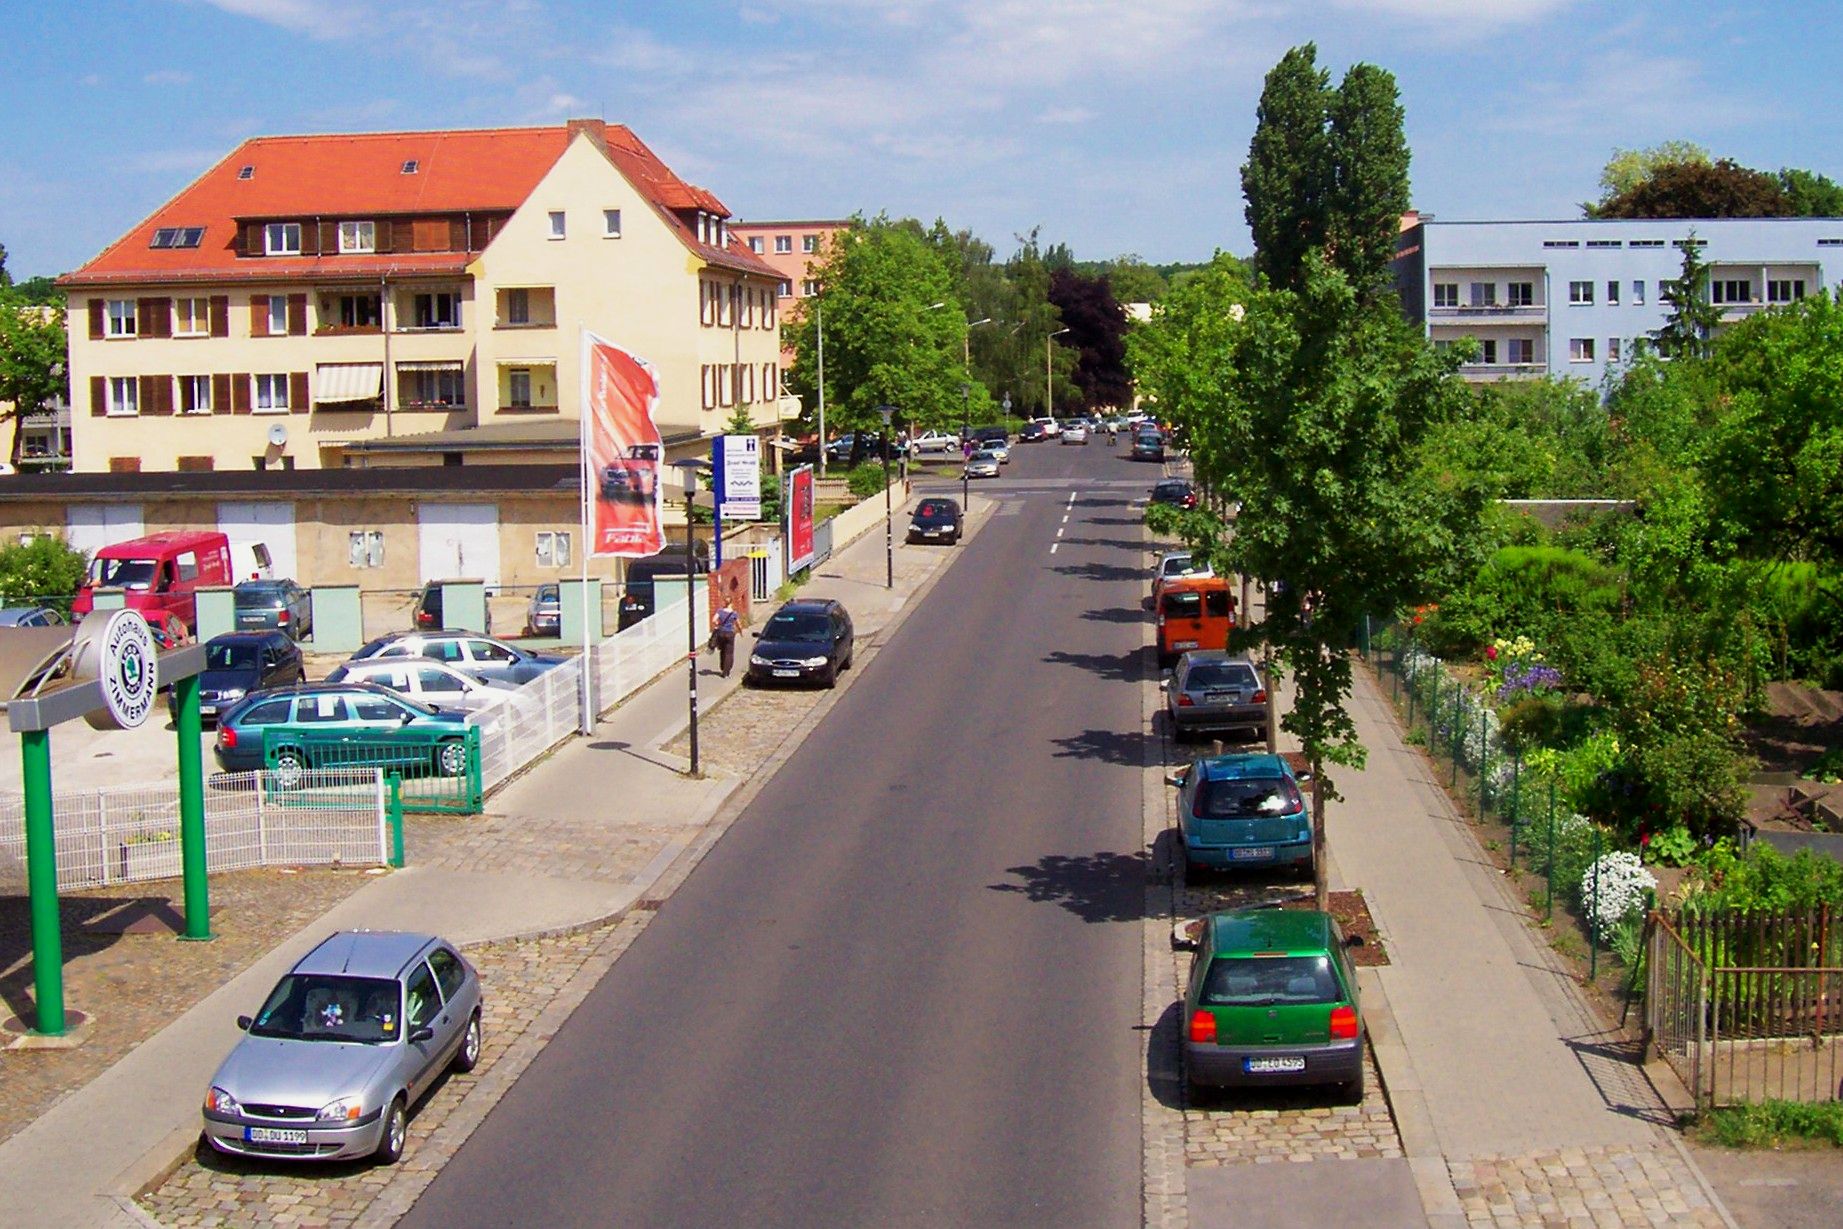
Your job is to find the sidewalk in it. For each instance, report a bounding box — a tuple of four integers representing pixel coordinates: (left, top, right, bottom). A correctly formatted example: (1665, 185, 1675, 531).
(0, 485, 973, 1229)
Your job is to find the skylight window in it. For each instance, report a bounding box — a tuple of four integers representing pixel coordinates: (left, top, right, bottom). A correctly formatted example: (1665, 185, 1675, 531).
(149, 227, 205, 249)
(402, 159, 419, 175)
(237, 165, 255, 180)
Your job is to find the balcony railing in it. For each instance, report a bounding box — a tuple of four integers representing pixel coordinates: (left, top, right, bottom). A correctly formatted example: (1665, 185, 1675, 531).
(1459, 362, 1546, 380)
(1429, 303, 1546, 320)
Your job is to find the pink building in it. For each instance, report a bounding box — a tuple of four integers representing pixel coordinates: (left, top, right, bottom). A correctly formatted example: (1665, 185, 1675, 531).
(729, 219, 851, 367)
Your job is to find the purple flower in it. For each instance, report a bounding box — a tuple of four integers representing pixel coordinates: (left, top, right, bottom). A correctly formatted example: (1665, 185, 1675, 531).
(1496, 663, 1562, 703)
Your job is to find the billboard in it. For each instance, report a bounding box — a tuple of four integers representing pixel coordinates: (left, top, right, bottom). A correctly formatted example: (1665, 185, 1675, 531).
(581, 331, 666, 558)
(786, 464, 816, 573)
(715, 434, 761, 521)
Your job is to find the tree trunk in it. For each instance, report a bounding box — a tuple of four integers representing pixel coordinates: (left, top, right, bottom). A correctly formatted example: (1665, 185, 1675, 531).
(6, 412, 21, 470)
(1312, 756, 1328, 911)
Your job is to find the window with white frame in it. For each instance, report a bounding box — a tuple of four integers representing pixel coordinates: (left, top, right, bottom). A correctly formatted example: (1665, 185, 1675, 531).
(535, 531, 572, 568)
(802, 234, 817, 253)
(1507, 282, 1534, 307)
(775, 235, 792, 254)
(603, 209, 621, 238)
(748, 236, 763, 253)
(801, 279, 818, 296)
(1432, 283, 1458, 308)
(173, 297, 210, 336)
(106, 299, 137, 337)
(548, 211, 566, 239)
(1607, 337, 1622, 363)
(107, 376, 138, 416)
(1632, 280, 1645, 305)
(778, 279, 792, 297)
(1711, 279, 1753, 304)
(179, 374, 213, 414)
(1606, 280, 1619, 304)
(1569, 280, 1594, 305)
(508, 368, 532, 408)
(267, 296, 289, 336)
(1469, 282, 1496, 307)
(264, 222, 302, 255)
(1768, 279, 1806, 303)
(253, 373, 290, 412)
(1569, 337, 1595, 362)
(1507, 338, 1534, 365)
(336, 292, 381, 328)
(348, 530, 384, 568)
(338, 220, 376, 253)
(718, 283, 732, 327)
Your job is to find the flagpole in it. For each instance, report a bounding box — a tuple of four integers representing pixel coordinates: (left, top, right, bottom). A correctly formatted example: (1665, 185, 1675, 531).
(578, 326, 594, 734)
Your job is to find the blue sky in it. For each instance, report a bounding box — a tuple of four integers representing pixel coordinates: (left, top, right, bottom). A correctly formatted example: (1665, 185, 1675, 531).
(2, 1, 1836, 279)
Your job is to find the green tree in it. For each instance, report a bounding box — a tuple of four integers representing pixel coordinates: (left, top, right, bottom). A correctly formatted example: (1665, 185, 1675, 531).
(0, 240, 9, 287)
(1777, 167, 1843, 217)
(1324, 61, 1412, 298)
(0, 535, 86, 612)
(1592, 142, 1711, 207)
(1094, 256, 1167, 305)
(1004, 229, 1071, 415)
(1595, 158, 1790, 219)
(1242, 44, 1332, 293)
(1652, 238, 1722, 360)
(0, 302, 68, 467)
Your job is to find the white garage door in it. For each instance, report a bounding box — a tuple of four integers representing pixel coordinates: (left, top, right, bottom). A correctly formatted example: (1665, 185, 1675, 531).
(218, 501, 299, 582)
(418, 502, 501, 588)
(65, 504, 145, 559)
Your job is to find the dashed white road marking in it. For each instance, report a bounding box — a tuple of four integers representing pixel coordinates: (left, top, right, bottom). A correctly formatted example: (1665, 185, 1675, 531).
(1049, 542, 1060, 554)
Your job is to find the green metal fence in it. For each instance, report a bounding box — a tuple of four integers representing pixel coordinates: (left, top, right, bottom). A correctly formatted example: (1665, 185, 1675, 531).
(262, 726, 482, 815)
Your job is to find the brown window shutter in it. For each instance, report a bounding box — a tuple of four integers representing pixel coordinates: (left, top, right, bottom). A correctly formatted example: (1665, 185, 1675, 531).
(374, 219, 393, 252)
(290, 371, 309, 412)
(90, 375, 107, 416)
(232, 374, 251, 415)
(212, 373, 232, 413)
(241, 222, 261, 256)
(138, 375, 159, 415)
(139, 297, 172, 338)
(209, 295, 229, 337)
(300, 222, 320, 257)
(250, 296, 269, 336)
(110, 457, 142, 474)
(177, 456, 214, 472)
(287, 294, 307, 335)
(449, 218, 466, 250)
(88, 299, 105, 340)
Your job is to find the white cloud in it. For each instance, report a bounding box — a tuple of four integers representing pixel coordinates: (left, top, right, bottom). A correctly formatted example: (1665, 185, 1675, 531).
(546, 92, 588, 115)
(1332, 0, 1575, 24)
(1483, 50, 1769, 140)
(194, 0, 359, 35)
(143, 69, 195, 86)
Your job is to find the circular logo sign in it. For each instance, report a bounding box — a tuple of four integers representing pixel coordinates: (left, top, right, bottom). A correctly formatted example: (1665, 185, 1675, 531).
(78, 610, 160, 730)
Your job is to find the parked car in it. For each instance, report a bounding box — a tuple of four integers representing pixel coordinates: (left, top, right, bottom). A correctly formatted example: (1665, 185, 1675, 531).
(234, 579, 313, 641)
(323, 658, 519, 717)
(348, 631, 567, 686)
(72, 530, 232, 632)
(1150, 550, 1215, 605)
(0, 606, 64, 628)
(964, 450, 1002, 480)
(618, 546, 710, 629)
(911, 430, 960, 454)
(1132, 430, 1166, 462)
(1179, 909, 1363, 1102)
(1165, 651, 1266, 743)
(525, 583, 561, 637)
(213, 682, 473, 776)
(1150, 479, 1199, 510)
(414, 582, 492, 634)
(983, 439, 1012, 463)
(907, 497, 963, 545)
(1061, 424, 1090, 445)
(1028, 416, 1061, 438)
(826, 433, 907, 464)
(972, 426, 1010, 446)
(746, 598, 854, 688)
(1018, 422, 1050, 443)
(201, 930, 482, 1164)
(171, 631, 304, 724)
(1156, 575, 1236, 664)
(1168, 752, 1313, 877)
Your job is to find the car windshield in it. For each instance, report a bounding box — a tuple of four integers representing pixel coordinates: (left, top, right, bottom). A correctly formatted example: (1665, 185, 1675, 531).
(764, 613, 832, 642)
(1201, 955, 1342, 1007)
(1186, 663, 1258, 690)
(89, 558, 158, 590)
(915, 502, 954, 518)
(206, 643, 259, 671)
(1163, 591, 1202, 618)
(1161, 556, 1193, 576)
(1197, 776, 1302, 818)
(249, 973, 403, 1044)
(234, 586, 282, 608)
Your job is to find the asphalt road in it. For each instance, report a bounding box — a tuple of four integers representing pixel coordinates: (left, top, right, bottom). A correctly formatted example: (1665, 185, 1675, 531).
(401, 439, 1163, 1227)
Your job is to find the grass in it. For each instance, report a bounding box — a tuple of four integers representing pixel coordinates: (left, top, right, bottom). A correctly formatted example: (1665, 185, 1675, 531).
(1698, 1100, 1843, 1148)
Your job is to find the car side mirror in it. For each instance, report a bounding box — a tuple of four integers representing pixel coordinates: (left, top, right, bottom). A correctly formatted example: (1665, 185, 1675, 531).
(1165, 772, 1187, 787)
(1158, 678, 1170, 689)
(236, 1015, 253, 1031)
(1345, 934, 1366, 948)
(409, 1026, 435, 1044)
(1296, 770, 1313, 783)
(1171, 918, 1205, 951)
(401, 712, 415, 724)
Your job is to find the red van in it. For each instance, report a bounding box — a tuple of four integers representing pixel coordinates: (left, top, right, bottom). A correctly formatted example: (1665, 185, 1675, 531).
(72, 531, 232, 633)
(1157, 575, 1236, 665)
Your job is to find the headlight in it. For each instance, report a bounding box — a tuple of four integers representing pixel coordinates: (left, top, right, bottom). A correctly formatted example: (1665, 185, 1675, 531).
(749, 654, 770, 666)
(205, 1086, 241, 1116)
(798, 656, 830, 667)
(219, 688, 246, 701)
(317, 1096, 365, 1123)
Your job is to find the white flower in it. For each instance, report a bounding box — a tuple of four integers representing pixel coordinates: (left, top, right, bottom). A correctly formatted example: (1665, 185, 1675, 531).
(1582, 852, 1656, 939)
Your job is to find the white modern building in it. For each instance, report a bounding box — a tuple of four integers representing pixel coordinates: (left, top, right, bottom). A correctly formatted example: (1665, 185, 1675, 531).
(1393, 214, 1843, 387)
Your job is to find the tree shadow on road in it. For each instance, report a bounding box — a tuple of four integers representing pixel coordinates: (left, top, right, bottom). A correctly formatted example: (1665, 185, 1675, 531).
(1079, 605, 1147, 625)
(1052, 561, 1144, 584)
(1051, 727, 1152, 768)
(1043, 648, 1145, 684)
(1084, 516, 1143, 527)
(988, 849, 1148, 924)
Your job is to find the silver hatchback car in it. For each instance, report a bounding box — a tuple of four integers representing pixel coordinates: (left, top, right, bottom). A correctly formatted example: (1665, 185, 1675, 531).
(1166, 651, 1267, 743)
(202, 931, 483, 1164)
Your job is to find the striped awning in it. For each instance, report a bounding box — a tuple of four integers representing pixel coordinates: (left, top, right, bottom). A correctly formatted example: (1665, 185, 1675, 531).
(313, 363, 383, 403)
(394, 360, 465, 374)
(494, 356, 558, 366)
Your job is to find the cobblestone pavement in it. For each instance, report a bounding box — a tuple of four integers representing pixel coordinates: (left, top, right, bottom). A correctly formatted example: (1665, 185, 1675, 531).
(1448, 1143, 1729, 1227)
(663, 675, 829, 776)
(0, 868, 376, 1149)
(1184, 1043, 1402, 1166)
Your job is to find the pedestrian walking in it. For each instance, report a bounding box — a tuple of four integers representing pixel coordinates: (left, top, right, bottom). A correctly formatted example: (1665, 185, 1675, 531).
(711, 598, 741, 678)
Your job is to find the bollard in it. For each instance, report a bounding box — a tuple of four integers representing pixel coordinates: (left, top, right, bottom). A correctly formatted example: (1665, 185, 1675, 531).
(387, 774, 405, 869)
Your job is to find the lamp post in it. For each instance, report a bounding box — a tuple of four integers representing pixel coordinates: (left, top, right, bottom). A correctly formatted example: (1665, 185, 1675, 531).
(674, 462, 702, 777)
(877, 404, 896, 589)
(815, 303, 827, 478)
(1047, 327, 1070, 418)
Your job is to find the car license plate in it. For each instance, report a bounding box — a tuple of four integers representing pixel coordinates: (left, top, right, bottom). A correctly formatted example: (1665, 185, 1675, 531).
(245, 1126, 308, 1144)
(1205, 691, 1232, 704)
(1173, 640, 1199, 650)
(772, 668, 800, 678)
(1245, 1056, 1306, 1074)
(200, 705, 217, 717)
(1231, 846, 1275, 861)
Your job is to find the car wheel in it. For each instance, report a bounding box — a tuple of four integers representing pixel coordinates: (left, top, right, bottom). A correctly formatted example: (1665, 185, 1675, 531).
(452, 1011, 482, 1073)
(1338, 1066, 1365, 1105)
(374, 1095, 407, 1164)
(272, 747, 308, 790)
(435, 740, 468, 777)
(822, 663, 839, 690)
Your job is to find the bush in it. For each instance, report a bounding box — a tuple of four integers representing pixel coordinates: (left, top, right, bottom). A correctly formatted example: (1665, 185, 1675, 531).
(1581, 851, 1656, 939)
(0, 535, 86, 614)
(1702, 1101, 1843, 1149)
(1682, 841, 1843, 914)
(1422, 545, 1623, 656)
(845, 464, 890, 500)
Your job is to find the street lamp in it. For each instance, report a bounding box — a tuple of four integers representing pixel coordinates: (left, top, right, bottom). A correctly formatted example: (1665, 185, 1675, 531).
(1047, 327, 1070, 418)
(962, 317, 993, 511)
(672, 461, 702, 777)
(877, 404, 896, 589)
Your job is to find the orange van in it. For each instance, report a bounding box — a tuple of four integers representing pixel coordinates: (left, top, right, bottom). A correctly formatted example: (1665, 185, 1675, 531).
(72, 530, 232, 633)
(1156, 575, 1235, 664)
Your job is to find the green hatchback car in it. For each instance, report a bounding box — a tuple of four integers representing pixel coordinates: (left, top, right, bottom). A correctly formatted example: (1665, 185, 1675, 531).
(1181, 909, 1364, 1102)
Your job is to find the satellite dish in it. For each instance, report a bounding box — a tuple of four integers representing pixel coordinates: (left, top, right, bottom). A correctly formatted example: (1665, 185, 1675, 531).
(268, 423, 289, 447)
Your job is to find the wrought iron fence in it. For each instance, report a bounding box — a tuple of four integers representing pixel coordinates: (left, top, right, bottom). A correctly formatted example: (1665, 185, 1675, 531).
(0, 769, 391, 892)
(1647, 905, 1843, 1109)
(262, 726, 481, 814)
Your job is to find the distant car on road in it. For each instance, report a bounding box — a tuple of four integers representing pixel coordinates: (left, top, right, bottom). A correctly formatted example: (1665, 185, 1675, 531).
(1029, 416, 1061, 439)
(746, 598, 854, 689)
(1150, 479, 1198, 510)
(348, 631, 566, 686)
(907, 497, 963, 545)
(1168, 752, 1313, 878)
(1018, 422, 1050, 443)
(234, 579, 313, 641)
(964, 450, 1001, 479)
(911, 430, 960, 454)
(982, 439, 1011, 463)
(524, 583, 561, 637)
(1151, 550, 1214, 604)
(1061, 424, 1090, 445)
(172, 630, 304, 725)
(1132, 430, 1166, 462)
(1164, 651, 1266, 743)
(201, 930, 482, 1164)
(0, 606, 64, 628)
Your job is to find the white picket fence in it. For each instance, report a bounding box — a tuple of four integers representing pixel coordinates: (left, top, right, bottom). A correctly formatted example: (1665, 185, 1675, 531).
(0, 769, 390, 892)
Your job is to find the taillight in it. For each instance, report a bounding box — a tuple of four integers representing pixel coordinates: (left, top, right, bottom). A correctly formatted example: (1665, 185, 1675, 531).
(1330, 1005, 1358, 1040)
(1176, 694, 1195, 707)
(277, 610, 290, 624)
(1188, 1009, 1217, 1044)
(1252, 689, 1266, 704)
(218, 727, 237, 750)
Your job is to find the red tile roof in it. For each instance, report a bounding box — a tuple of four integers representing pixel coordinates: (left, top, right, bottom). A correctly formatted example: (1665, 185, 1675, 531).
(61, 121, 776, 287)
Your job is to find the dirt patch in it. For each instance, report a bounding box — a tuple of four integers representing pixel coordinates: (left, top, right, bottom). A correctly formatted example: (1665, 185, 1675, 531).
(1742, 681, 1843, 778)
(1284, 889, 1389, 967)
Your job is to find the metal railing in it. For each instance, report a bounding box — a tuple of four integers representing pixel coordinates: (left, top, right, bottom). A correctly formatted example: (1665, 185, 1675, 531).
(262, 726, 482, 814)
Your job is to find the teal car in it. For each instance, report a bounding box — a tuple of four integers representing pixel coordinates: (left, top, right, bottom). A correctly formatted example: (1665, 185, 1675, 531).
(1169, 752, 1312, 876)
(1180, 909, 1364, 1101)
(214, 682, 472, 780)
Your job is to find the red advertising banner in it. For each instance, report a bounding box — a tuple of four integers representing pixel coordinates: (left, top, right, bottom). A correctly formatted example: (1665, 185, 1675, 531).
(787, 464, 816, 572)
(581, 330, 666, 558)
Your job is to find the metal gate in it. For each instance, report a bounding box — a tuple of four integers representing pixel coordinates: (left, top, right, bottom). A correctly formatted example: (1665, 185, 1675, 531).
(263, 726, 483, 814)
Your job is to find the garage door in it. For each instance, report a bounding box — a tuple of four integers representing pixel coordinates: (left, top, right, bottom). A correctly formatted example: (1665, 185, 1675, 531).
(65, 504, 144, 559)
(218, 501, 299, 582)
(417, 503, 501, 588)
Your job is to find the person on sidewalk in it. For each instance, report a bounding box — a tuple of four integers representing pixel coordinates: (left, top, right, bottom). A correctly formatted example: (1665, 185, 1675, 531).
(711, 599, 741, 678)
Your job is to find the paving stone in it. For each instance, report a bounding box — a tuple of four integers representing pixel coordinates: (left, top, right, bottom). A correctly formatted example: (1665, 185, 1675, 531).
(1448, 1143, 1729, 1228)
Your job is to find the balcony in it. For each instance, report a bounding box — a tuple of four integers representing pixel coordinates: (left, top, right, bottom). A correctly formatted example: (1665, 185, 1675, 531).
(1458, 363, 1547, 381)
(1429, 303, 1546, 323)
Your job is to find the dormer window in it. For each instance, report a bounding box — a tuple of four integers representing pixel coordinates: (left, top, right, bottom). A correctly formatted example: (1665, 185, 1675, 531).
(149, 226, 205, 249)
(401, 159, 419, 175)
(264, 222, 302, 255)
(237, 165, 255, 180)
(339, 220, 376, 253)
